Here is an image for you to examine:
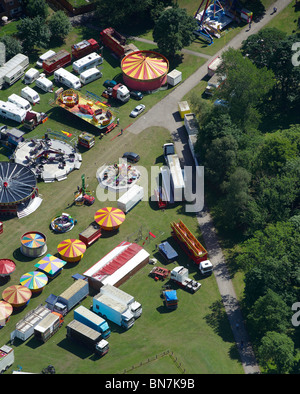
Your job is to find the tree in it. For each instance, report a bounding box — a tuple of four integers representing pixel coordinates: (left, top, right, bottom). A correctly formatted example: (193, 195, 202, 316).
(247, 290, 291, 340)
(257, 132, 298, 175)
(221, 167, 253, 231)
(269, 35, 300, 105)
(216, 48, 274, 129)
(241, 28, 286, 69)
(258, 331, 295, 373)
(26, 0, 48, 19)
(17, 17, 51, 53)
(0, 35, 23, 61)
(152, 6, 198, 57)
(95, 0, 153, 28)
(204, 134, 238, 187)
(48, 11, 72, 43)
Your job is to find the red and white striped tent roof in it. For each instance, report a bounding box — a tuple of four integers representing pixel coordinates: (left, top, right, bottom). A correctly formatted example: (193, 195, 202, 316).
(83, 242, 149, 287)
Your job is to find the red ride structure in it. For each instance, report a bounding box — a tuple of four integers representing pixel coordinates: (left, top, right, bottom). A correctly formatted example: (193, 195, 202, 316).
(170, 220, 208, 264)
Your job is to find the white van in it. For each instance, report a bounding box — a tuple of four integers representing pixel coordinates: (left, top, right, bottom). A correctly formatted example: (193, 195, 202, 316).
(21, 86, 40, 105)
(0, 100, 27, 123)
(80, 68, 102, 85)
(36, 50, 56, 68)
(35, 76, 53, 93)
(8, 93, 31, 112)
(24, 68, 40, 84)
(72, 52, 103, 74)
(54, 68, 81, 90)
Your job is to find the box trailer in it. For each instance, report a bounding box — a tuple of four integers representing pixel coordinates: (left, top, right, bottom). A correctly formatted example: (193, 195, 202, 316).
(67, 319, 109, 356)
(34, 312, 64, 342)
(54, 68, 81, 90)
(74, 305, 111, 338)
(8, 93, 31, 112)
(178, 101, 190, 120)
(207, 56, 222, 77)
(10, 304, 51, 342)
(80, 68, 102, 85)
(163, 143, 185, 202)
(35, 76, 53, 92)
(24, 68, 40, 84)
(99, 284, 142, 318)
(117, 185, 144, 213)
(36, 50, 56, 68)
(42, 50, 71, 75)
(0, 345, 14, 373)
(72, 52, 103, 74)
(93, 293, 135, 330)
(0, 100, 27, 123)
(79, 221, 101, 247)
(45, 278, 89, 316)
(21, 86, 40, 105)
(167, 69, 182, 86)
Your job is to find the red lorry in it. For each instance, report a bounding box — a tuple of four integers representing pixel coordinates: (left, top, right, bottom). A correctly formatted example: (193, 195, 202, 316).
(42, 50, 71, 75)
(71, 39, 100, 59)
(100, 27, 138, 58)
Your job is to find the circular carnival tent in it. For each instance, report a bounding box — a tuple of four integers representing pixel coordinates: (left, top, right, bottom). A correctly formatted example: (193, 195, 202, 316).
(20, 231, 47, 258)
(2, 285, 32, 308)
(34, 254, 67, 278)
(0, 259, 16, 277)
(121, 50, 169, 91)
(94, 207, 125, 231)
(20, 271, 48, 293)
(57, 239, 86, 263)
(0, 162, 38, 216)
(0, 301, 13, 326)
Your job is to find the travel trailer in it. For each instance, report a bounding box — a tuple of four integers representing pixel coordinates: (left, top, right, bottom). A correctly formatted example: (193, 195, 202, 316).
(72, 52, 103, 74)
(79, 68, 102, 85)
(35, 76, 53, 93)
(54, 68, 81, 90)
(21, 86, 40, 105)
(0, 53, 29, 88)
(24, 68, 40, 84)
(8, 93, 31, 112)
(0, 100, 27, 123)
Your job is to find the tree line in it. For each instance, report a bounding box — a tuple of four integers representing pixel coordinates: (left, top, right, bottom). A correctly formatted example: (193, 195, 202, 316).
(0, 0, 72, 59)
(192, 28, 300, 373)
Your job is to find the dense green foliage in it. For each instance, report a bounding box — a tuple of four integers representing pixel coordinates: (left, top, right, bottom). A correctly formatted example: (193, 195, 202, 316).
(15, 0, 72, 53)
(194, 28, 300, 373)
(152, 6, 198, 57)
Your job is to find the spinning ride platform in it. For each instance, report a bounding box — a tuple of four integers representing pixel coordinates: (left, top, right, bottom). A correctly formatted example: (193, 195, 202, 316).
(0, 162, 38, 216)
(97, 161, 140, 192)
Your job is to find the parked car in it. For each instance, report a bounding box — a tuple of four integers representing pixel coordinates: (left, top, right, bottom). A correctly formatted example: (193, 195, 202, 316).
(122, 152, 140, 163)
(130, 104, 145, 118)
(103, 79, 117, 88)
(130, 90, 143, 100)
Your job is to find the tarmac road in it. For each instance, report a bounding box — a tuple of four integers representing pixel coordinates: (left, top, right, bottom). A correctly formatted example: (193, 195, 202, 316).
(127, 0, 293, 374)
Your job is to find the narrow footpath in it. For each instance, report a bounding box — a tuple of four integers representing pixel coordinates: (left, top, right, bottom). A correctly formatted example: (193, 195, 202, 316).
(127, 0, 293, 374)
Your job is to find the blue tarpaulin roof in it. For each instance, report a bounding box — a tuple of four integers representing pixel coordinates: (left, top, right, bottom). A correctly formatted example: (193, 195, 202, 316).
(158, 242, 178, 261)
(164, 290, 177, 301)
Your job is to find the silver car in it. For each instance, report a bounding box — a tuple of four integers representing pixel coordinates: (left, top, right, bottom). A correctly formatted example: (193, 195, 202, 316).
(130, 104, 145, 118)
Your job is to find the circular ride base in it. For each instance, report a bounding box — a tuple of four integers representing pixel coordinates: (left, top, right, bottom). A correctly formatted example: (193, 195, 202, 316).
(51, 213, 76, 233)
(97, 161, 140, 192)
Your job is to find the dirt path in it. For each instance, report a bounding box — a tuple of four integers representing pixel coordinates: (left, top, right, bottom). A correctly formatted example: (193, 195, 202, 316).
(127, 0, 293, 374)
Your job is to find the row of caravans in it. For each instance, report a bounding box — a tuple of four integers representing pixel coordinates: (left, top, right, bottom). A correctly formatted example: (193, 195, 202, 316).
(0, 54, 29, 89)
